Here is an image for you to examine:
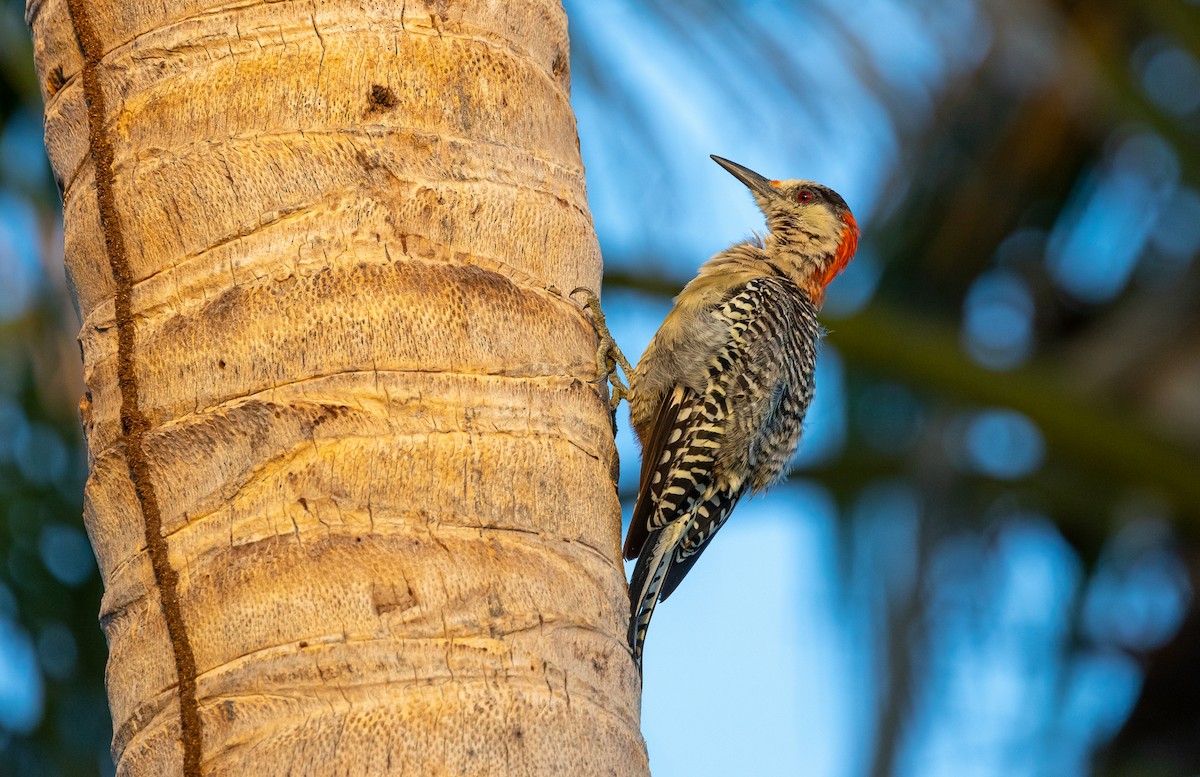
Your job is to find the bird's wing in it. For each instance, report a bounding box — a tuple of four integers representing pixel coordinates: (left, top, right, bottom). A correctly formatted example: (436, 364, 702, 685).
(658, 481, 748, 601)
(626, 409, 733, 659)
(623, 384, 699, 560)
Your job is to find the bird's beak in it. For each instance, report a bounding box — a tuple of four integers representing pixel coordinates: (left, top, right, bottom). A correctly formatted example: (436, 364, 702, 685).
(710, 155, 777, 199)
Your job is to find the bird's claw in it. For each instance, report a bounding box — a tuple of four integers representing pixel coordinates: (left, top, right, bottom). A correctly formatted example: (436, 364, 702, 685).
(571, 287, 633, 417)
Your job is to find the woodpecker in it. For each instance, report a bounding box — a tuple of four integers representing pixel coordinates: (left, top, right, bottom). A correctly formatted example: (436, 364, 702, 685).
(623, 155, 859, 668)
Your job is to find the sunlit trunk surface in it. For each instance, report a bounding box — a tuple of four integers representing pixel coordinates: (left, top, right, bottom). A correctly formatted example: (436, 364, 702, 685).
(27, 0, 647, 772)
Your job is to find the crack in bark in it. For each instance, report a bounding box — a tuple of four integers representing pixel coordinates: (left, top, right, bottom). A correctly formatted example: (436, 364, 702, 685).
(78, 208, 596, 337)
(63, 1, 202, 773)
(83, 366, 605, 462)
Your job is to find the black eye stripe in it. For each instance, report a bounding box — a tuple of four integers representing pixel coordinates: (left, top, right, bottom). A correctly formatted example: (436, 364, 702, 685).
(787, 184, 851, 213)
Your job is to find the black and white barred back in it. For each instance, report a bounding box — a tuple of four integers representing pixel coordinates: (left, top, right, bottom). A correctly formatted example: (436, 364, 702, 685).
(625, 275, 821, 666)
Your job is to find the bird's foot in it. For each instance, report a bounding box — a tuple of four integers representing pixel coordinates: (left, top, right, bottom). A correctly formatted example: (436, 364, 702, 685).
(571, 287, 633, 417)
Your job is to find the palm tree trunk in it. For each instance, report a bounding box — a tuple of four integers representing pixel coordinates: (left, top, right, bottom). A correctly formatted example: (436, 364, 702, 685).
(28, 0, 646, 773)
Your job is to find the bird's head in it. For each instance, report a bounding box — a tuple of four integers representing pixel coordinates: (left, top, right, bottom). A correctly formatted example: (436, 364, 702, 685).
(712, 155, 859, 306)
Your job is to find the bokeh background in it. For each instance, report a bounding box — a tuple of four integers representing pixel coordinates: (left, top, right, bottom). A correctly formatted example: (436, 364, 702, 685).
(1, 0, 1199, 774)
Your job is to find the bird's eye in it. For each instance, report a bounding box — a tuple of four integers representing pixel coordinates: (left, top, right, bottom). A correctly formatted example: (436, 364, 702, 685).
(796, 188, 815, 203)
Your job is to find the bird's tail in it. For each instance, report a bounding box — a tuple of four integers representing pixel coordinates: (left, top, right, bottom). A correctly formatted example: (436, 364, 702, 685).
(627, 522, 685, 670)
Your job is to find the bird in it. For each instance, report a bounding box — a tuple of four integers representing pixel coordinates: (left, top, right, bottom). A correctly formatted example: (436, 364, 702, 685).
(622, 155, 859, 668)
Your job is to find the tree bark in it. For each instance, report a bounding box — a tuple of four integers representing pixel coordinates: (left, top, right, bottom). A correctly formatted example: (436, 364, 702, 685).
(27, 0, 646, 773)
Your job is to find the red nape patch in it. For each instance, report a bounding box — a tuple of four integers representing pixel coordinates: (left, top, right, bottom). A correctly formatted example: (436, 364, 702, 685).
(820, 211, 859, 289)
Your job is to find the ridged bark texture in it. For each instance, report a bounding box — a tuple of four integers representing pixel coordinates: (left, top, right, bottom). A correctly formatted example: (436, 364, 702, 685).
(27, 0, 647, 773)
